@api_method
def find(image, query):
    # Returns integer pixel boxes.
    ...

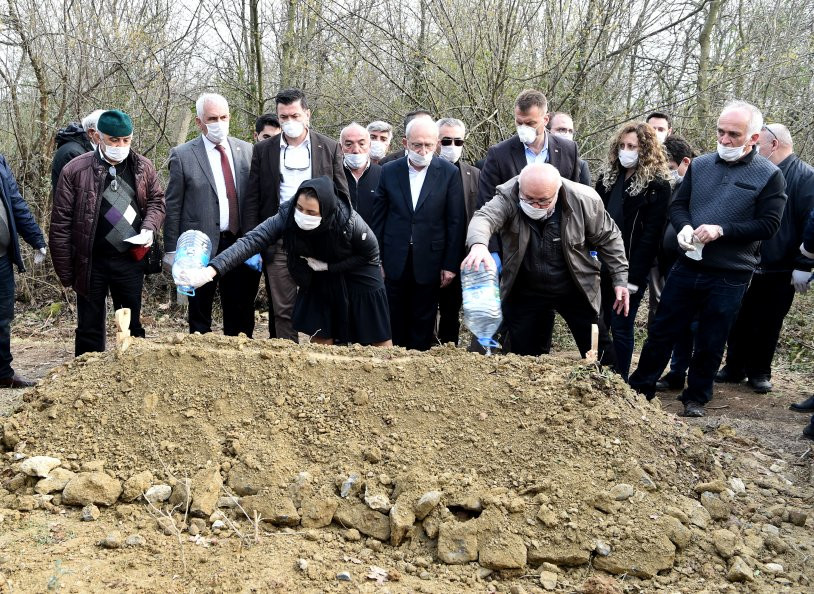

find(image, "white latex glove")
[162,251,175,274]
[302,257,328,271]
[142,229,154,248]
[34,247,47,265]
[177,266,216,288]
[791,269,811,294]
[677,225,696,251]
[627,283,639,295]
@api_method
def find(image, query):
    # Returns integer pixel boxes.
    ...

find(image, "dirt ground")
[0,301,812,594]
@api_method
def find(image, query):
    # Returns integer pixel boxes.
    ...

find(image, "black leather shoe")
[656,373,685,391]
[790,395,814,413]
[748,376,773,393]
[803,420,814,441]
[0,374,35,389]
[715,367,745,383]
[682,401,705,417]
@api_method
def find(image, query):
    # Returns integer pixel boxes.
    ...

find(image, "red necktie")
[215,144,239,234]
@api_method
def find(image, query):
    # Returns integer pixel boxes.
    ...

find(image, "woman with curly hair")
[595,122,672,380]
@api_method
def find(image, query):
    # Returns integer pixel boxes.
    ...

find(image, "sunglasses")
[283,144,311,171]
[762,125,778,142]
[440,137,464,147]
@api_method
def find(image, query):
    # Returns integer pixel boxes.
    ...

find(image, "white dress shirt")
[408,160,428,209]
[202,134,236,231]
[279,135,312,204]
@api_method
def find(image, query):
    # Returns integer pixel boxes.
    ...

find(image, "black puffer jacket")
[596,169,671,287]
[51,123,92,191]
[210,176,380,283]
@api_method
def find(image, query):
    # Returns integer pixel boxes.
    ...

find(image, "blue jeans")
[630,261,750,404]
[0,255,15,379]
[668,319,698,377]
[608,288,645,381]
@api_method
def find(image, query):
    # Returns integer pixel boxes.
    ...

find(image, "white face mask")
[618,149,639,168]
[439,145,463,163]
[519,199,554,220]
[717,142,747,162]
[671,169,683,184]
[100,141,130,163]
[205,121,229,144]
[552,131,574,141]
[294,209,321,231]
[517,125,538,145]
[343,152,368,170]
[282,120,306,139]
[655,131,668,143]
[408,150,432,168]
[369,140,387,160]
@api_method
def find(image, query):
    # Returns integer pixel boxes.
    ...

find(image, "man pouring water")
[462,163,628,357]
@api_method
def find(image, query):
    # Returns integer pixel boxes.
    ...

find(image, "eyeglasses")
[283,143,311,171]
[440,137,464,147]
[108,166,119,191]
[762,125,778,142]
[519,192,556,208]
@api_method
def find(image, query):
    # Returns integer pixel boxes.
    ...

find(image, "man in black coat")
[547,111,592,186]
[371,117,466,351]
[717,123,814,392]
[242,88,350,341]
[50,109,104,193]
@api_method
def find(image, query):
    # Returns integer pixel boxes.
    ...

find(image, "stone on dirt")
[81,504,100,521]
[121,470,154,502]
[19,456,61,478]
[436,520,478,564]
[727,555,753,582]
[34,468,75,495]
[333,501,390,541]
[479,533,527,570]
[62,472,122,507]
[189,467,222,517]
[239,494,300,526]
[300,496,339,529]
[414,491,441,520]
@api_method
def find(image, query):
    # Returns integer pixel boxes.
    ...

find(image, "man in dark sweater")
[717,123,814,393]
[340,122,381,225]
[629,100,787,417]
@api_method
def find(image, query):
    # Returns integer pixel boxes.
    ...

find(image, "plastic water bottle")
[461,263,503,355]
[172,230,212,297]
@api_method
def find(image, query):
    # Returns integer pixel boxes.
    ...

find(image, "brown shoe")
[0,374,36,389]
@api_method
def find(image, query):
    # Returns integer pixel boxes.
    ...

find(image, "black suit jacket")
[477,132,580,209]
[371,156,466,285]
[578,159,592,186]
[378,148,407,166]
[243,129,350,259]
[460,161,481,222]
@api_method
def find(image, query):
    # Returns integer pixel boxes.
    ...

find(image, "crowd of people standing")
[0,88,812,439]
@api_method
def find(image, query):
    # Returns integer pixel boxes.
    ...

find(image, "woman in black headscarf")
[178,176,391,346]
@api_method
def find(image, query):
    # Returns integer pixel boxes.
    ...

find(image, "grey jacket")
[163,136,253,255]
[467,176,628,315]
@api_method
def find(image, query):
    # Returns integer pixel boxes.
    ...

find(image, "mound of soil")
[1,334,812,592]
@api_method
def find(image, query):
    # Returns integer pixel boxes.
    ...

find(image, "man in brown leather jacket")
[463,163,629,356]
[50,110,165,356]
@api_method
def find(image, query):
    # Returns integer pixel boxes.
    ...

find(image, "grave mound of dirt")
[2,334,812,592]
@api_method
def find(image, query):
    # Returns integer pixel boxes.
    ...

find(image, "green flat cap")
[97,110,133,137]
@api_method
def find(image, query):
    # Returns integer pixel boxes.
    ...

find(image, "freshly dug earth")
[1,334,812,593]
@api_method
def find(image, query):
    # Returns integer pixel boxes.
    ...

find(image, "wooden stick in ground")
[585,324,599,363]
[115,308,133,351]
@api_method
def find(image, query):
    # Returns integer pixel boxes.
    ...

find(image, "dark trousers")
[725,271,795,379]
[666,320,697,378]
[600,272,645,381]
[436,273,462,345]
[76,253,146,356]
[629,261,750,404]
[0,255,16,379]
[386,250,439,351]
[503,287,595,356]
[262,267,277,339]
[188,232,261,337]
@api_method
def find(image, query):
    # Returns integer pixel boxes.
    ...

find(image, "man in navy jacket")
[371,117,466,351]
[0,154,47,388]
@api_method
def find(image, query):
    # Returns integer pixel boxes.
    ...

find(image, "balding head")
[518,163,562,214]
[405,117,437,141]
[340,122,369,144]
[758,123,793,164]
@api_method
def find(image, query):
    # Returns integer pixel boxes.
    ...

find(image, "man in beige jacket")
[462,163,629,356]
